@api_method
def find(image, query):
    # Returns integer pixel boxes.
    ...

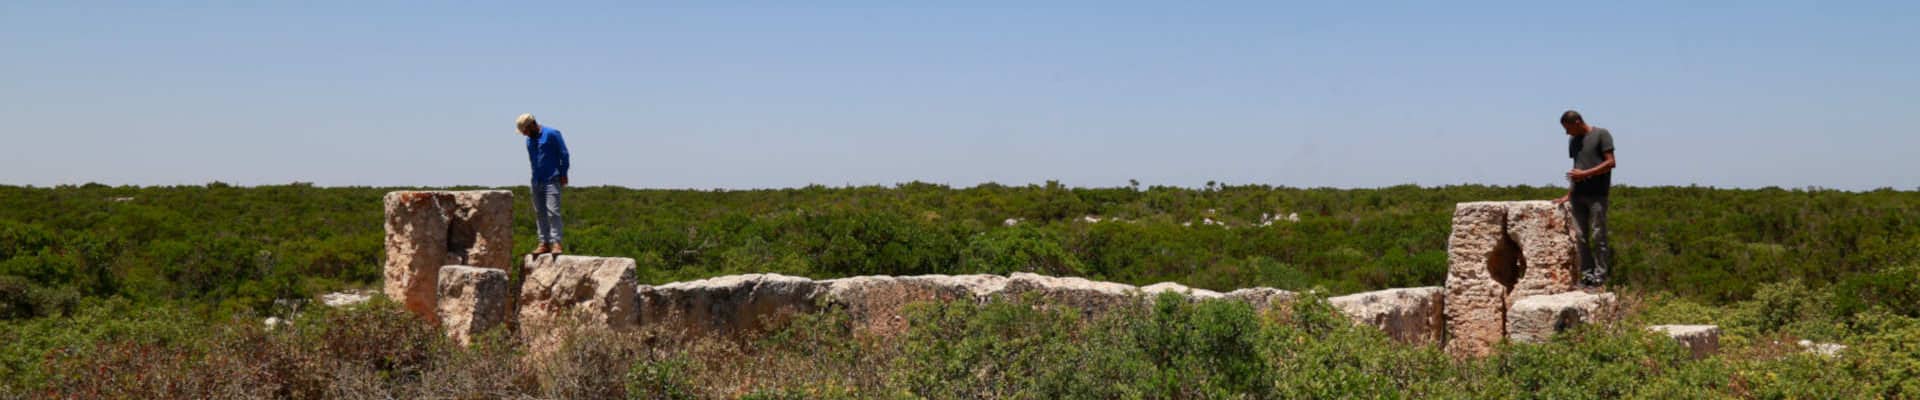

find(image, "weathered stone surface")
[1506,291,1617,343]
[1140,282,1225,301]
[519,255,640,332]
[1503,201,1580,303]
[383,191,454,322]
[446,191,514,270]
[1648,325,1721,359]
[637,273,821,337]
[437,265,512,346]
[383,190,514,322]
[1328,287,1446,344]
[1224,288,1298,313]
[1444,201,1580,357]
[815,274,1006,335]
[998,273,1140,315]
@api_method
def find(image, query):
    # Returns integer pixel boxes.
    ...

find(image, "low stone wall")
[1328,287,1446,344]
[378,193,1631,354]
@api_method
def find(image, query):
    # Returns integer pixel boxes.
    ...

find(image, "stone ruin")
[381,190,513,337]
[381,192,1699,356]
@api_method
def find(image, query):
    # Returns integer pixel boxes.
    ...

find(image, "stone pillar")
[383,190,513,322]
[383,191,454,322]
[1443,201,1580,357]
[437,265,513,346]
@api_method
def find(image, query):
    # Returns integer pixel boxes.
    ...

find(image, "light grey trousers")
[531,180,563,243]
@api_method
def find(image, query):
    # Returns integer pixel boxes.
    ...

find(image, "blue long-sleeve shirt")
[526,126,570,183]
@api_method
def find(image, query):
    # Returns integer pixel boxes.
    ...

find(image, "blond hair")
[515,113,538,129]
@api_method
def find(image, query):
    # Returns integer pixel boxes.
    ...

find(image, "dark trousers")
[1570,196,1612,286]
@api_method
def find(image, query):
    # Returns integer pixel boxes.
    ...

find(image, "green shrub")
[627,355,698,400]
[0,276,77,320]
[1831,264,1920,319]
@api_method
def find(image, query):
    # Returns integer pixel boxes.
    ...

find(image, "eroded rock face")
[1328,287,1446,344]
[998,272,1141,315]
[1444,201,1579,357]
[1503,202,1580,302]
[383,190,514,322]
[1506,291,1617,343]
[1224,288,1298,313]
[437,265,512,346]
[815,275,1007,335]
[520,255,640,332]
[446,191,514,270]
[1648,325,1721,359]
[383,191,454,322]
[637,273,821,337]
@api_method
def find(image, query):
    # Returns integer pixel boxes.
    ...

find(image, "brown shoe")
[549,243,564,255]
[532,243,552,255]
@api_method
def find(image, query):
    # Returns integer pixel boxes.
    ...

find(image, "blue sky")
[3,1,1915,190]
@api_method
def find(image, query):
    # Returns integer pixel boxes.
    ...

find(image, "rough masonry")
[383,190,513,323]
[1443,201,1582,357]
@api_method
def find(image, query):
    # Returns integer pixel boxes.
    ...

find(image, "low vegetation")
[1,183,1916,397]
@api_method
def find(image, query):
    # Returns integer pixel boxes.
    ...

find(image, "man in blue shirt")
[517,113,570,255]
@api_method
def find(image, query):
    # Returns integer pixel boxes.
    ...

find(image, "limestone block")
[1506,291,1617,343]
[437,265,512,346]
[1648,325,1721,359]
[1328,287,1447,344]
[520,255,640,331]
[636,273,821,337]
[383,191,454,321]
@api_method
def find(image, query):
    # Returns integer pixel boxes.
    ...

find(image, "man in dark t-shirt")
[1552,110,1616,290]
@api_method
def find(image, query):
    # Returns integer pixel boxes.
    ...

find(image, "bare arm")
[1557,151,1616,204]
[1585,152,1617,176]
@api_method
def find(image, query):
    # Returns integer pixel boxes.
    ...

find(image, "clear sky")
[3,1,1915,190]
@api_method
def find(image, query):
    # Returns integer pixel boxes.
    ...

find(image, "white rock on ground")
[636,273,821,337]
[319,290,373,307]
[1506,291,1617,344]
[437,265,512,346]
[519,255,641,332]
[1648,325,1721,359]
[1328,287,1447,344]
[1798,340,1847,357]
[1444,201,1580,357]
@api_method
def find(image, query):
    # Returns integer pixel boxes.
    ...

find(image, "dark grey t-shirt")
[1569,127,1615,197]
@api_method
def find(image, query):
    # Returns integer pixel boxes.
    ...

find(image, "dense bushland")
[1,183,1916,397]
[1,183,1914,319]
